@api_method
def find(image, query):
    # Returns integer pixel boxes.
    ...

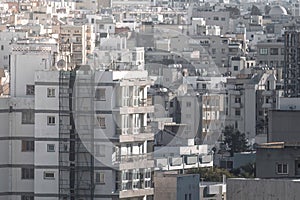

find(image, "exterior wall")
[154,173,200,200]
[268,110,300,142]
[227,178,300,200]
[256,146,300,178]
[256,40,284,68]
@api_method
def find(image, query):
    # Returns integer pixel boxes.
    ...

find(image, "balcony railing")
[116,126,153,135]
[115,154,153,163]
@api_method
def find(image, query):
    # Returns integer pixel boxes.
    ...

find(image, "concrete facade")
[227,178,300,200]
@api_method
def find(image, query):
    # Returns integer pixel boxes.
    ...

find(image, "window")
[233,66,239,71]
[95,144,105,157]
[47,116,55,125]
[21,195,34,200]
[259,48,268,55]
[270,48,279,55]
[21,168,34,179]
[221,17,226,21]
[213,16,219,20]
[235,97,241,103]
[95,88,106,101]
[44,171,55,179]
[95,172,105,184]
[186,102,191,107]
[97,116,106,129]
[47,88,55,97]
[22,110,34,124]
[235,109,241,116]
[212,48,216,54]
[26,85,35,95]
[47,144,55,152]
[22,140,34,152]
[276,163,288,174]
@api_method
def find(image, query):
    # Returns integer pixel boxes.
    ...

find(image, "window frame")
[22,110,35,124]
[95,88,106,101]
[26,85,35,95]
[47,116,56,126]
[21,168,34,179]
[21,140,34,152]
[95,172,105,184]
[47,144,55,152]
[259,48,268,55]
[276,163,288,175]
[96,116,106,129]
[43,171,55,180]
[47,88,55,98]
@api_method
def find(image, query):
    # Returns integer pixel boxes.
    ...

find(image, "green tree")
[223,125,249,156]
[188,167,236,182]
[250,5,262,16]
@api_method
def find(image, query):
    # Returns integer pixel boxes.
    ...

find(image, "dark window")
[235,109,241,116]
[44,171,55,179]
[95,88,106,101]
[277,163,288,174]
[47,144,55,152]
[21,168,34,179]
[47,116,55,125]
[21,140,34,152]
[270,48,279,55]
[22,110,34,124]
[234,66,239,71]
[26,85,35,95]
[21,195,34,200]
[235,97,241,103]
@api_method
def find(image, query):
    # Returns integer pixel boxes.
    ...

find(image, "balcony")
[232,102,242,108]
[120,188,154,199]
[262,90,274,96]
[119,127,154,143]
[119,105,154,114]
[154,154,213,171]
[262,103,272,109]
[118,154,155,170]
[231,90,241,95]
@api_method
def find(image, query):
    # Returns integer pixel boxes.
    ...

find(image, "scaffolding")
[59,67,95,200]
[284,30,300,97]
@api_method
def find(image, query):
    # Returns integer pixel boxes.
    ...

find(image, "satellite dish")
[57,59,66,69]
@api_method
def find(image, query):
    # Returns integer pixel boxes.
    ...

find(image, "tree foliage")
[222,125,249,156]
[188,167,236,182]
[250,5,262,16]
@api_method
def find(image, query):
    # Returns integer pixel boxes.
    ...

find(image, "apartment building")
[0,38,155,199]
[52,24,95,65]
[225,69,280,142]
[256,38,284,68]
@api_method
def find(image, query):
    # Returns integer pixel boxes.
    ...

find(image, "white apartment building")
[226,70,280,143]
[0,31,27,70]
[0,39,155,199]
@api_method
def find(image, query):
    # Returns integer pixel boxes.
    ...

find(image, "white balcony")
[231,90,241,95]
[232,102,242,108]
[119,188,154,199]
[262,90,274,96]
[119,154,155,170]
[120,133,154,143]
[262,103,272,109]
[119,105,154,114]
